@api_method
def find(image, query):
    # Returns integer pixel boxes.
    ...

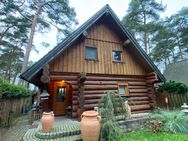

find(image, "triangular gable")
[20,4,166,83]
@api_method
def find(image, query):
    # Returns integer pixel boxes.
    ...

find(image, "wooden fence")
[0,97,31,127]
[156,91,188,109]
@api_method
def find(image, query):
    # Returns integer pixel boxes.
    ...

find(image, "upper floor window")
[112,51,122,62]
[85,47,98,60]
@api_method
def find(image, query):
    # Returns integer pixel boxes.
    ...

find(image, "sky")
[30,0,188,62]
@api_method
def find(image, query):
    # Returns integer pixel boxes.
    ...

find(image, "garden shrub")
[149,110,188,133]
[158,80,188,94]
[0,79,33,127]
[98,91,127,141]
[0,79,32,98]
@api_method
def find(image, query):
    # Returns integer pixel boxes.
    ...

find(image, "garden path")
[3,114,30,141]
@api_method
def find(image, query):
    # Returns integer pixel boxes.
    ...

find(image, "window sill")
[119,94,130,97]
[85,58,99,62]
[113,60,124,64]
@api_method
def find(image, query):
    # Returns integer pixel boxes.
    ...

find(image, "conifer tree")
[122,0,165,54]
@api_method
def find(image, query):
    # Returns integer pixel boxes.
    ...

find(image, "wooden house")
[20,5,165,118]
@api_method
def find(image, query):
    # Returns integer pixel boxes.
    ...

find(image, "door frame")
[48,80,72,116]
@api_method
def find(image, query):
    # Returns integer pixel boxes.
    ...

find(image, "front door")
[53,81,68,115]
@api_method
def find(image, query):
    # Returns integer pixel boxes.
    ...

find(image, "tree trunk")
[12,73,17,84]
[19,5,41,84]
[143,11,148,54]
[170,49,176,63]
[176,35,184,60]
[164,57,167,69]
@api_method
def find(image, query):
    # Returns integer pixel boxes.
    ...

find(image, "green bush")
[98,91,127,141]
[158,81,188,94]
[149,110,188,133]
[0,79,32,98]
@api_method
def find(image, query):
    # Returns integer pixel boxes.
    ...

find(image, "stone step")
[23,121,82,141]
[23,129,82,141]
[119,117,148,132]
[116,112,149,121]
[35,123,81,139]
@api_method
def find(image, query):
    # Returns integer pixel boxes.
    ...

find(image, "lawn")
[118,130,188,141]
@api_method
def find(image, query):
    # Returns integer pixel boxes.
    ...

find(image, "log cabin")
[20,5,165,118]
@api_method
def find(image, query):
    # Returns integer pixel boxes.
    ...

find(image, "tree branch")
[16,0,25,7]
[39,18,61,31]
[17,10,33,22]
[0,24,15,42]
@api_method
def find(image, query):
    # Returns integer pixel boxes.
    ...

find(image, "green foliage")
[1,0,78,81]
[0,79,32,98]
[149,110,188,133]
[151,7,188,66]
[117,130,188,141]
[122,0,165,53]
[158,81,188,94]
[0,1,31,82]
[98,91,127,141]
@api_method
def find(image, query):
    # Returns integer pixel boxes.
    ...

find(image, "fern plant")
[149,110,188,133]
[98,91,127,141]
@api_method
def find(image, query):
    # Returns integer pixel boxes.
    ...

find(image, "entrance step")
[23,121,82,141]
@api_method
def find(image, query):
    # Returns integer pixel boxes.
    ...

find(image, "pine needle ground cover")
[118,130,188,141]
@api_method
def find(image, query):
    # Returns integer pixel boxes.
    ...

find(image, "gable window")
[112,51,122,62]
[85,47,98,60]
[118,83,129,96]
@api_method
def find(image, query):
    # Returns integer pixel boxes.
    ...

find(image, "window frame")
[85,46,98,61]
[112,50,122,62]
[118,83,129,96]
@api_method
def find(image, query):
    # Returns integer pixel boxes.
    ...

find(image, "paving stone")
[3,115,31,141]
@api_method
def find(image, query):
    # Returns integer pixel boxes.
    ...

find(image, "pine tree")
[151,7,188,69]
[168,7,188,60]
[18,0,77,82]
[122,0,165,54]
[0,2,31,82]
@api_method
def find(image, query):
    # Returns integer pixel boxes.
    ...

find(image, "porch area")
[22,112,149,141]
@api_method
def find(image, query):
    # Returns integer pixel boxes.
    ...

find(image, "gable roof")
[20,4,166,83]
[164,60,188,85]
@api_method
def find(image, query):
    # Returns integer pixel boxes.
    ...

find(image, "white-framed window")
[112,51,122,62]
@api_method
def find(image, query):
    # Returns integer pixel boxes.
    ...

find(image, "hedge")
[158,80,188,94]
[0,79,32,98]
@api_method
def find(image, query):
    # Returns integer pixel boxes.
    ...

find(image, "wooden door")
[53,81,68,115]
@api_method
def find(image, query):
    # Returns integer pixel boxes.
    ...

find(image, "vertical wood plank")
[49,22,147,75]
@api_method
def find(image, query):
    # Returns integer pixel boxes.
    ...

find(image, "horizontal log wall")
[50,73,156,118]
[49,22,147,75]
[83,74,153,114]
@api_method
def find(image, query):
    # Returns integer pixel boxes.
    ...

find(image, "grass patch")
[117,130,188,141]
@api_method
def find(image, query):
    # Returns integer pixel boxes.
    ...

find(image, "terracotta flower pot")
[81,111,101,141]
[41,111,54,133]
